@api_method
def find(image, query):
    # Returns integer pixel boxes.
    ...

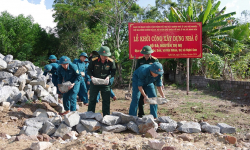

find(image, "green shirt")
[87,56,116,79]
[135,56,159,70]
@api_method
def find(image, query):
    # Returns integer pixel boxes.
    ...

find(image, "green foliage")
[231,52,250,79]
[192,53,224,79]
[0,11,60,63]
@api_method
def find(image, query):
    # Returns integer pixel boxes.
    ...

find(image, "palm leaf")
[203,0,212,24]
[232,23,249,41]
[210,12,236,23]
[220,26,237,32]
[187,0,193,19]
[210,1,221,16]
[202,21,227,32]
[171,7,183,22]
[216,6,226,17]
[202,44,212,49]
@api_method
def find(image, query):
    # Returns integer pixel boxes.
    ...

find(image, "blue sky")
[0,0,249,29]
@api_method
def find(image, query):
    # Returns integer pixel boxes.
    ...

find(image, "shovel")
[125,55,136,100]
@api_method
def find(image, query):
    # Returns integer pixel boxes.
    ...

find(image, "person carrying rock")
[49,55,59,64]
[87,46,116,116]
[57,56,81,115]
[88,50,116,103]
[73,52,90,106]
[129,62,165,118]
[43,63,60,94]
[135,45,159,118]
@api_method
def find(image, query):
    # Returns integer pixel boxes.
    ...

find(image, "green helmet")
[141,45,154,54]
[98,46,111,56]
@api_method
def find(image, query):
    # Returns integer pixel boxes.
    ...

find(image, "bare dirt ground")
[0,84,250,150]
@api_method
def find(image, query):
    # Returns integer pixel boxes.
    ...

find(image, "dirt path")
[0,85,249,149]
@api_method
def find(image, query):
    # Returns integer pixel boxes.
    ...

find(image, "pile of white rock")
[0,53,64,113]
[19,109,236,140]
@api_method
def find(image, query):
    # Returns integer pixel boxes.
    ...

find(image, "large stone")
[127,121,139,134]
[54,103,65,113]
[9,86,22,102]
[30,142,52,150]
[81,119,101,132]
[33,109,48,118]
[145,128,158,138]
[36,68,44,77]
[102,124,127,133]
[202,125,220,133]
[25,119,44,129]
[177,122,201,133]
[41,121,56,136]
[138,117,155,134]
[76,123,89,133]
[216,123,236,134]
[36,85,49,97]
[30,80,46,88]
[157,116,176,123]
[14,66,28,77]
[7,60,22,69]
[19,80,26,91]
[20,126,40,136]
[0,86,21,103]
[3,55,13,63]
[24,84,32,92]
[28,71,38,79]
[2,76,19,86]
[0,53,5,59]
[64,111,80,127]
[50,115,62,126]
[51,87,57,95]
[19,73,28,82]
[79,111,103,122]
[146,97,169,105]
[160,122,177,132]
[0,59,7,70]
[112,112,138,124]
[47,112,57,117]
[0,71,13,80]
[41,95,58,106]
[26,117,52,124]
[53,123,72,137]
[26,91,35,100]
[148,140,165,150]
[102,115,121,126]
[20,95,29,103]
[58,81,72,93]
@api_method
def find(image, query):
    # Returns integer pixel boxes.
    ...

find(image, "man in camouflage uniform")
[135,45,159,118]
[87,46,116,116]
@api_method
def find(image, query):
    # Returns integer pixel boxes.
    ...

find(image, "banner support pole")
[187,58,189,95]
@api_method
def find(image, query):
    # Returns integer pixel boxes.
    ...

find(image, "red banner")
[129,22,202,59]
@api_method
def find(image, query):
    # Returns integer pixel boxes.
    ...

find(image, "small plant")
[25,99,33,105]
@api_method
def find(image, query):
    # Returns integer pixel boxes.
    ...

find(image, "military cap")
[98,46,111,56]
[44,64,52,72]
[79,52,88,58]
[59,56,71,64]
[141,45,154,54]
[49,55,57,60]
[149,62,164,75]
